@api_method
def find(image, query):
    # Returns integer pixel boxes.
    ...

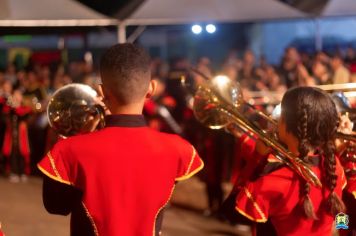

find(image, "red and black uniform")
[2,103,32,175]
[231,132,257,184]
[38,114,203,236]
[222,134,347,236]
[235,155,346,236]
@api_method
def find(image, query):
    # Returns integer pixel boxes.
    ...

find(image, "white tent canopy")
[322,0,356,17]
[124,0,307,26]
[0,0,118,27]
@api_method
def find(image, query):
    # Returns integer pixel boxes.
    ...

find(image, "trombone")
[191,74,322,188]
[244,84,356,143]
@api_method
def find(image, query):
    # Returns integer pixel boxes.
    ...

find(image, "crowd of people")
[0,43,354,235]
[0,60,98,182]
[0,45,355,206]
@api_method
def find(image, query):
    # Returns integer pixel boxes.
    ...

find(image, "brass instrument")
[336,132,356,143]
[325,92,356,142]
[192,75,322,188]
[317,83,356,92]
[47,83,105,137]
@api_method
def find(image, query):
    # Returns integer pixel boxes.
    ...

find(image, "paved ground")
[0,176,251,236]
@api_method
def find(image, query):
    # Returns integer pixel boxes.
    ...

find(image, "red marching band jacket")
[1,99,32,174]
[37,115,204,236]
[339,147,356,199]
[233,134,347,236]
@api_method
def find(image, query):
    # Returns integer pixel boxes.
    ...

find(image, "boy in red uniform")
[230,87,347,235]
[38,43,203,236]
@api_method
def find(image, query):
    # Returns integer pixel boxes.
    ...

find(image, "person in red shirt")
[228,87,347,236]
[2,90,32,182]
[37,43,204,236]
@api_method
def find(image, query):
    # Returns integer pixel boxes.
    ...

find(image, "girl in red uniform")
[232,87,347,236]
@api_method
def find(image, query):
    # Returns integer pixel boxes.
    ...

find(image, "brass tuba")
[192,75,322,188]
[47,83,105,137]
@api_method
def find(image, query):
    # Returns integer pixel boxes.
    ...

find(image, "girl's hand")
[338,114,354,134]
[255,138,272,156]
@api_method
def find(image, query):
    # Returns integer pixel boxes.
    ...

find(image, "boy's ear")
[101,85,108,99]
[146,80,157,99]
[101,85,112,103]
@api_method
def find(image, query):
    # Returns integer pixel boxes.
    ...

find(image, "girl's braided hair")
[281,87,345,219]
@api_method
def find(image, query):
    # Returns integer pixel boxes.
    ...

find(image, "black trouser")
[10,149,25,175]
[206,130,235,212]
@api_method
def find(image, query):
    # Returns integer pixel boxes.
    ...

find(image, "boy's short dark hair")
[100,43,151,105]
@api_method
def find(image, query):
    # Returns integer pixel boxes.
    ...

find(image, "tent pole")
[315,18,322,51]
[127,25,146,43]
[117,22,127,43]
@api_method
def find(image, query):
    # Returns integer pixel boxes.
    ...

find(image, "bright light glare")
[206,24,216,33]
[271,104,281,120]
[191,24,202,34]
[213,75,230,87]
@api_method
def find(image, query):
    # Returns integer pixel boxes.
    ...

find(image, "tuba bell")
[192,75,322,188]
[47,83,105,137]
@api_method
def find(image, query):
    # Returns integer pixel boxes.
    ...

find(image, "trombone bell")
[193,75,243,129]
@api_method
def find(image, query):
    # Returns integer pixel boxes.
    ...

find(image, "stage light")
[206,24,216,33]
[191,24,202,34]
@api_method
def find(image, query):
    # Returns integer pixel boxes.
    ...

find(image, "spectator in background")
[312,60,332,85]
[194,57,213,85]
[296,63,316,86]
[258,55,268,69]
[4,64,17,86]
[345,47,356,65]
[299,52,313,72]
[222,50,242,82]
[15,70,26,91]
[239,50,256,89]
[266,66,287,92]
[315,51,330,64]
[23,70,48,174]
[165,57,191,124]
[2,89,32,182]
[1,81,13,99]
[331,54,350,84]
[222,64,238,82]
[279,47,300,88]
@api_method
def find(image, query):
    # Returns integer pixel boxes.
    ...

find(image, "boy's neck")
[109,103,144,115]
